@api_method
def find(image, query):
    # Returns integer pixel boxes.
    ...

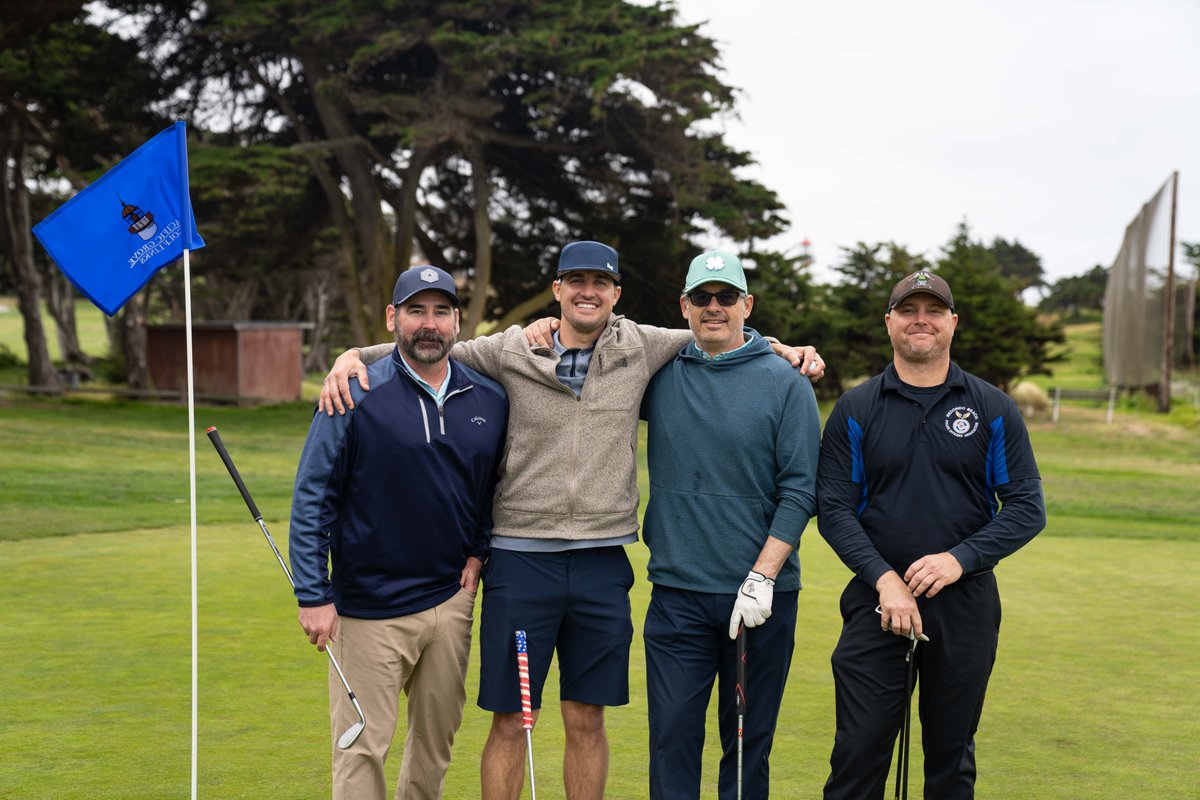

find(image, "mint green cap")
[682,250,747,293]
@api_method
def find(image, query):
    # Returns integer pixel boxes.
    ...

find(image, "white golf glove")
[729,570,775,639]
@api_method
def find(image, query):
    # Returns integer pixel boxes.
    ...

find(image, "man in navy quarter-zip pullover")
[290,265,507,800]
[817,270,1046,799]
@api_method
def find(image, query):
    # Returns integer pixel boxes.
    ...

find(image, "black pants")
[824,573,1001,800]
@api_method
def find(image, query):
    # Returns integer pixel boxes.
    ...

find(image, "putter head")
[337,720,365,749]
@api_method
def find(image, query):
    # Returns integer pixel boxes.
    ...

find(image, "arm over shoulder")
[358,342,392,365]
[635,323,692,372]
[451,329,510,374]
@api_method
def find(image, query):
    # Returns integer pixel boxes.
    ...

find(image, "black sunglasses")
[686,289,744,307]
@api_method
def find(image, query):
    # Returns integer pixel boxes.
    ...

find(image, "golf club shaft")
[526,730,537,800]
[904,640,916,800]
[207,427,366,734]
[736,624,746,800]
[895,636,918,800]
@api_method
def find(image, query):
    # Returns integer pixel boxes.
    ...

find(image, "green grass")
[1029,410,1200,540]
[0,398,311,541]
[1029,321,1106,391]
[0,296,111,365]
[2,395,1198,797]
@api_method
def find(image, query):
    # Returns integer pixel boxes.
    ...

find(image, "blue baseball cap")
[393,265,460,307]
[557,240,620,281]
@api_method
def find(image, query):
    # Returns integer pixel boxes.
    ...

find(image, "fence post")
[1052,387,1061,424]
[1106,387,1116,424]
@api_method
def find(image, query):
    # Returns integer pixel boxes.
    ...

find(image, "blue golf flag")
[32,121,205,316]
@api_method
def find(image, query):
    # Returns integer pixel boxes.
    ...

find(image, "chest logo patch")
[471,416,487,426]
[945,406,980,438]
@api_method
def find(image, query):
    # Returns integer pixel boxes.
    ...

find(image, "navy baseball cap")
[393,265,460,307]
[557,240,620,281]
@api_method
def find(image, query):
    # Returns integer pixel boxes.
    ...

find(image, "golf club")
[735,623,747,800]
[894,627,927,800]
[514,630,537,800]
[207,426,366,749]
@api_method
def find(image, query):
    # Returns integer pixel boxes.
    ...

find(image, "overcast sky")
[670,0,1200,286]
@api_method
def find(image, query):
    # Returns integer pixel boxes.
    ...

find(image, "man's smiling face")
[553,270,622,340]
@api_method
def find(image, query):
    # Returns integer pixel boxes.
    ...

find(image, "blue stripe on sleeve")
[986,415,1009,517]
[848,417,869,517]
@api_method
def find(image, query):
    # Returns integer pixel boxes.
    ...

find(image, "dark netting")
[1103,175,1175,388]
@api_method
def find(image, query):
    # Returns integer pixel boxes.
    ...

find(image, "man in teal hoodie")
[640,251,821,799]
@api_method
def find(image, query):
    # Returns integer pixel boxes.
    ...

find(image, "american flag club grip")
[514,630,534,731]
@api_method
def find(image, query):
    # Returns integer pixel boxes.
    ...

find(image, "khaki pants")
[329,588,476,800]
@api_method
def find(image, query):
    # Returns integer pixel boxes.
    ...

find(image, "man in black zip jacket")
[817,270,1045,799]
[289,265,508,800]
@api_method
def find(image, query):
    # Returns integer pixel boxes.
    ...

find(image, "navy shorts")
[477,546,635,712]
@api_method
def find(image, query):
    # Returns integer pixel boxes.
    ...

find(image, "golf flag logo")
[121,197,157,239]
[32,121,205,316]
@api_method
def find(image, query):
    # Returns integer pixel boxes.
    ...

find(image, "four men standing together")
[296,245,1043,798]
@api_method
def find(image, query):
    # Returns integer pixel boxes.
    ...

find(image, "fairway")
[2,395,1198,798]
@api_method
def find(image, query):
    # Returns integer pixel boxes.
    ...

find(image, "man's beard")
[894,335,947,364]
[399,329,454,365]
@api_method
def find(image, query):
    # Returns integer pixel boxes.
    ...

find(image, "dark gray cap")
[888,270,954,311]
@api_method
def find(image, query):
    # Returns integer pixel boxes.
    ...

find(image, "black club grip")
[206,426,262,521]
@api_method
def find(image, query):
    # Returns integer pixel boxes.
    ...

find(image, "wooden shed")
[147,321,313,403]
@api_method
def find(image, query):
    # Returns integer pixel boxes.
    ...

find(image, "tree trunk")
[490,285,556,333]
[0,131,59,389]
[461,144,494,340]
[43,267,89,365]
[235,53,370,345]
[300,52,394,342]
[301,270,333,373]
[118,288,150,390]
[391,146,430,275]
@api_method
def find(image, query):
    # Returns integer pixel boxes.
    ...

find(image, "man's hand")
[729,570,775,639]
[523,317,559,348]
[461,556,484,593]
[766,341,826,382]
[798,346,826,381]
[876,571,922,639]
[904,552,964,598]
[298,604,339,652]
[318,349,369,416]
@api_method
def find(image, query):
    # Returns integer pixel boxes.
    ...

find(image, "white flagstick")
[184,246,197,800]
